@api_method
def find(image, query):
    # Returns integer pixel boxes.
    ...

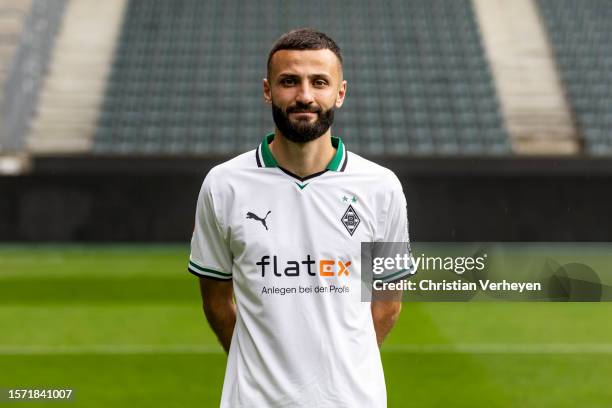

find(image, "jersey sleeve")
[373,173,415,283]
[188,172,233,280]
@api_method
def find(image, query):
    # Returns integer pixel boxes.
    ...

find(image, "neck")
[269,129,336,178]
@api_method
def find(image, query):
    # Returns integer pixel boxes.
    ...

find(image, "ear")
[335,79,347,108]
[263,78,272,104]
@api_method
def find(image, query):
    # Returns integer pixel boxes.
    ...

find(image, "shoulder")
[199,149,257,195]
[202,149,257,181]
[345,151,402,191]
[206,150,257,178]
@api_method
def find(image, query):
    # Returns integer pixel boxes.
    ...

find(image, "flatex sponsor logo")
[257,255,352,278]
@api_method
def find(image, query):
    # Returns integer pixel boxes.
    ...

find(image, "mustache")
[286,104,322,114]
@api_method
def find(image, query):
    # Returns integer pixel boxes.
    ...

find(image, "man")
[188,28,413,407]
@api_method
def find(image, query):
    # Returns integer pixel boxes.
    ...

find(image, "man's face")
[263,49,347,143]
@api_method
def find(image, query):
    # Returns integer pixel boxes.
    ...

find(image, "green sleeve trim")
[188,260,231,278]
[374,268,414,282]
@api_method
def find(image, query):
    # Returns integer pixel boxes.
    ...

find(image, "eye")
[314,79,328,87]
[281,78,296,86]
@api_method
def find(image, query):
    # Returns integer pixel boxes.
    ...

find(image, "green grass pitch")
[1,245,612,407]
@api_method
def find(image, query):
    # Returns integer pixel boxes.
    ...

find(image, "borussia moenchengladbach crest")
[341,205,360,236]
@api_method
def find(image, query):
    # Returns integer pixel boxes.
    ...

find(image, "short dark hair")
[267,28,343,77]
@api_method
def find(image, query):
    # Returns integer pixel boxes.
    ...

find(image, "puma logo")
[246,210,271,230]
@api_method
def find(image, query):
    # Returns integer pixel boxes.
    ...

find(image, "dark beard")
[271,101,335,143]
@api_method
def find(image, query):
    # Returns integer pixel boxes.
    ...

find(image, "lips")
[287,106,321,115]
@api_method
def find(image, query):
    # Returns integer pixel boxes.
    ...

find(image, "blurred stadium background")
[1,0,612,406]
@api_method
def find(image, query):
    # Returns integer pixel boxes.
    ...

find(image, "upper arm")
[372,173,415,284]
[371,299,402,318]
[188,171,233,280]
[371,284,403,312]
[198,277,234,311]
[371,286,403,329]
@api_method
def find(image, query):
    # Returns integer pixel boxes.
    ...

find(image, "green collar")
[258,132,346,172]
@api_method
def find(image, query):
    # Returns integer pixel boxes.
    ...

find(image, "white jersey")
[189,133,413,407]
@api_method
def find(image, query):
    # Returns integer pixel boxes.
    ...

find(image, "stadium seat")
[94,0,510,156]
[537,0,612,154]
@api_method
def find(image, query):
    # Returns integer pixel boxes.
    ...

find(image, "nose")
[295,82,315,105]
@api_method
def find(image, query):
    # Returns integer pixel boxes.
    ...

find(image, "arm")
[372,173,410,347]
[371,290,403,347]
[199,277,236,353]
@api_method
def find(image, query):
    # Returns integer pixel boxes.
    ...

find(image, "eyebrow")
[277,73,332,81]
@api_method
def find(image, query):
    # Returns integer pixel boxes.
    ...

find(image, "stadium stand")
[0,0,32,151]
[0,0,30,88]
[94,0,511,156]
[3,0,612,242]
[27,0,127,153]
[0,0,65,153]
[537,0,612,155]
[473,0,579,155]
